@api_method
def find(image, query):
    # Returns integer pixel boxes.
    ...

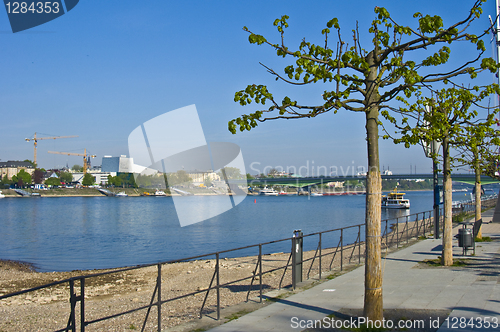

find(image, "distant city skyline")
[1,0,496,175]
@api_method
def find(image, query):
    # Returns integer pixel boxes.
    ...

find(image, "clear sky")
[1,0,497,175]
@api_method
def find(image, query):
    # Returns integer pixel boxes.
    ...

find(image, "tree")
[111,176,122,187]
[82,173,95,186]
[72,164,83,172]
[454,119,500,239]
[203,177,213,187]
[33,169,44,184]
[23,159,36,168]
[219,167,243,180]
[167,170,192,186]
[386,86,499,265]
[12,169,32,188]
[45,177,61,186]
[0,174,13,188]
[59,171,74,184]
[228,1,497,319]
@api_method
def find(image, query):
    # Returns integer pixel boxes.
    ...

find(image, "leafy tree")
[111,176,122,187]
[167,170,192,186]
[0,174,13,188]
[203,177,213,187]
[23,159,36,168]
[246,173,255,179]
[12,169,32,188]
[107,175,114,187]
[72,164,83,172]
[118,173,137,188]
[59,171,74,184]
[82,173,95,186]
[219,167,243,180]
[228,1,497,319]
[45,177,61,186]
[454,118,500,239]
[387,86,499,265]
[33,169,44,184]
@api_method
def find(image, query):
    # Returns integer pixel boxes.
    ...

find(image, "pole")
[433,157,440,239]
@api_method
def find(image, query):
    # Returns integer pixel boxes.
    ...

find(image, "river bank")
[0,215,436,331]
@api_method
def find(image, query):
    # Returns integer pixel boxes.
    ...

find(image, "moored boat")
[115,192,128,197]
[382,188,410,209]
[0,190,4,198]
[259,187,279,196]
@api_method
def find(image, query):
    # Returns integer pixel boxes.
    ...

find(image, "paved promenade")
[207,208,500,331]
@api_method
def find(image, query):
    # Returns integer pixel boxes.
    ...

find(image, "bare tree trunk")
[442,136,453,266]
[475,161,482,239]
[363,106,383,320]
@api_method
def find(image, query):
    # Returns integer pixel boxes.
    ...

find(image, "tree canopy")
[12,169,32,187]
[82,173,95,186]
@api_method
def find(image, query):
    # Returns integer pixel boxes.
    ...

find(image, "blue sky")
[1,0,498,175]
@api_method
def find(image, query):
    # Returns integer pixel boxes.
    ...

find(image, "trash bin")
[458,228,473,248]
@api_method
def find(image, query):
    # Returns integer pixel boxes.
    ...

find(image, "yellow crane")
[25,132,78,166]
[48,149,96,174]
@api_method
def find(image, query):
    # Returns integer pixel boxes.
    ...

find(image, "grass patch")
[225,310,251,322]
[327,272,342,280]
[452,212,471,223]
[475,236,492,242]
[128,324,137,330]
[422,258,469,267]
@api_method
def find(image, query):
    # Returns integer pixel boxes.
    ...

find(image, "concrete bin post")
[292,230,303,289]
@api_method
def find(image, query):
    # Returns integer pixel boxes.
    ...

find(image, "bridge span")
[241,173,498,187]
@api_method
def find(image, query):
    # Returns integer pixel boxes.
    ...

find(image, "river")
[0,190,489,272]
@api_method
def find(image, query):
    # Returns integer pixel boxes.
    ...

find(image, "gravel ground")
[0,220,433,331]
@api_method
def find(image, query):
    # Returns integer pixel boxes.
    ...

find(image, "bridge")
[241,173,499,188]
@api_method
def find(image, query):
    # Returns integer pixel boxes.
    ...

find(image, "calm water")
[0,190,483,272]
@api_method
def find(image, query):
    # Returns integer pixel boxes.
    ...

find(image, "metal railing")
[1,197,495,331]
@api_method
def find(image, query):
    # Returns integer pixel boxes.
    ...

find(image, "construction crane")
[48,149,96,174]
[25,132,78,166]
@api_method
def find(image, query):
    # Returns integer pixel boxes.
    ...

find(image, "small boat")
[279,191,297,196]
[259,187,279,196]
[310,192,323,197]
[0,190,5,198]
[154,189,166,196]
[115,192,128,197]
[382,188,410,209]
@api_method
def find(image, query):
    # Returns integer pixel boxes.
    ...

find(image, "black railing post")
[396,218,399,248]
[319,233,322,279]
[69,279,76,332]
[157,264,161,331]
[358,225,361,264]
[416,213,419,238]
[259,244,262,303]
[216,253,220,320]
[80,278,85,332]
[406,215,409,244]
[385,220,388,248]
[340,228,343,271]
[291,236,296,289]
